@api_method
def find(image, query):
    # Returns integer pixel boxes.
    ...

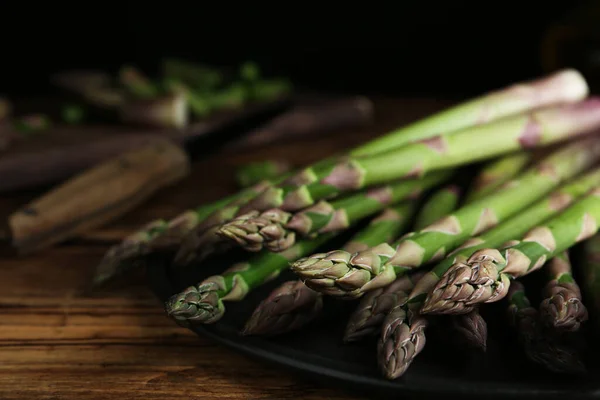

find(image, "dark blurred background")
[0,1,598,97]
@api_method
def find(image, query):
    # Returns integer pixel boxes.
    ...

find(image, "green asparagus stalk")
[344,185,457,341]
[464,152,531,202]
[352,69,588,157]
[268,99,600,213]
[243,204,415,336]
[506,280,585,374]
[580,234,600,331]
[376,166,600,378]
[422,187,600,315]
[291,137,600,298]
[235,160,293,188]
[93,181,274,286]
[165,233,338,325]
[413,184,462,229]
[215,171,452,254]
[539,252,588,332]
[118,65,160,98]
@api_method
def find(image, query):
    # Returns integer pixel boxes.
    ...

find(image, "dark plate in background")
[146,244,600,400]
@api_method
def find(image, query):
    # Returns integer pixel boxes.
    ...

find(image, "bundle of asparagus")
[101,67,600,379]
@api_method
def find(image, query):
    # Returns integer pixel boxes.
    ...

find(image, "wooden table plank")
[0,97,454,399]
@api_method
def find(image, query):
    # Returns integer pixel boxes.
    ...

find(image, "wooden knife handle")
[8,139,190,254]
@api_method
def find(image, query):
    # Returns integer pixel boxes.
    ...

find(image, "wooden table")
[0,98,453,400]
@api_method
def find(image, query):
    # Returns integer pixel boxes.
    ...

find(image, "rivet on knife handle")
[8,139,190,254]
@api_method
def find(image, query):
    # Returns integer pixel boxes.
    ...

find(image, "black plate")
[146,247,600,400]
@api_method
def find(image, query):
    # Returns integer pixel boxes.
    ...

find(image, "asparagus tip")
[451,310,488,352]
[217,209,295,253]
[538,286,589,332]
[242,280,323,337]
[165,280,225,325]
[378,311,427,380]
[421,260,510,315]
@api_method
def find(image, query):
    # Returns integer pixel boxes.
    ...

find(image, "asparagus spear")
[335,204,418,253]
[215,171,452,254]
[118,65,160,98]
[165,233,338,325]
[506,280,585,374]
[344,185,457,341]
[352,69,588,157]
[464,152,531,202]
[93,181,274,286]
[376,167,600,378]
[413,184,461,229]
[580,234,600,331]
[292,137,600,298]
[243,204,415,336]
[235,160,292,188]
[422,187,600,315]
[539,252,588,332]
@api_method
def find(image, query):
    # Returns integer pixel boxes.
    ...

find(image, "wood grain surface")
[0,98,453,400]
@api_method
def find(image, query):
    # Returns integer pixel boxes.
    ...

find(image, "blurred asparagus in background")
[539,252,588,332]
